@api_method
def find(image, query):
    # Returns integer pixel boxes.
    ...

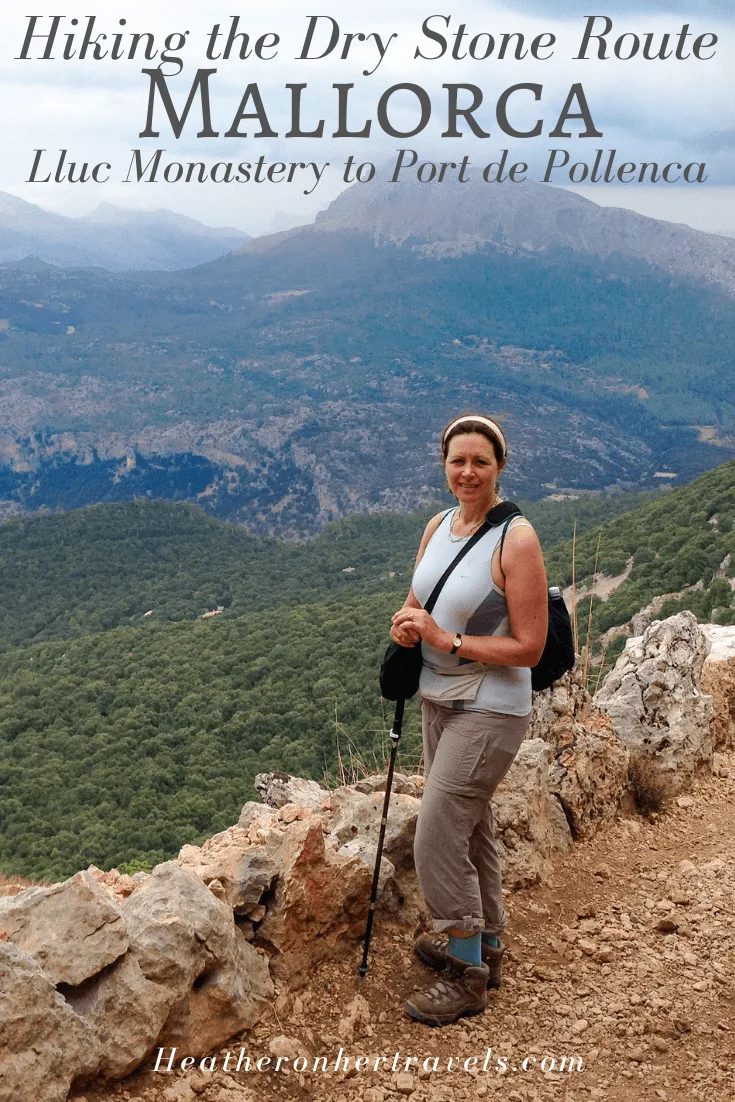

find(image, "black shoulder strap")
[487,500,522,526]
[423,517,492,615]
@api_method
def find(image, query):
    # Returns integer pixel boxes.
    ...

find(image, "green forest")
[545,459,735,646]
[0,595,408,882]
[0,466,731,882]
[0,490,657,650]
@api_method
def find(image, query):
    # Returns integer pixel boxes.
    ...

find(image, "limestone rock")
[162,1081,197,1102]
[596,612,715,787]
[0,941,101,1102]
[530,665,629,838]
[126,863,273,1055]
[65,862,273,1078]
[627,592,685,639]
[254,771,329,809]
[333,837,395,893]
[255,818,393,985]
[87,865,147,904]
[528,663,590,740]
[548,718,630,840]
[0,868,127,986]
[492,738,573,888]
[61,950,173,1079]
[178,830,279,914]
[352,772,425,798]
[238,802,280,831]
[179,802,421,986]
[207,879,228,903]
[702,624,735,751]
[268,1034,308,1061]
[158,928,272,1060]
[323,789,420,869]
[337,993,371,1041]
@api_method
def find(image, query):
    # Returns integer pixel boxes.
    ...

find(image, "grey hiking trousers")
[414,695,531,936]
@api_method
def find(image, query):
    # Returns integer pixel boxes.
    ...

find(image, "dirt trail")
[73,751,735,1102]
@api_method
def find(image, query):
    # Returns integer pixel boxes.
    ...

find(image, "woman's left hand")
[391,608,446,650]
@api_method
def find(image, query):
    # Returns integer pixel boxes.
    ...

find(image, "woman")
[390,414,548,1027]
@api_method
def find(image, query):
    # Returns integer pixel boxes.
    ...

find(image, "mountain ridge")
[237,178,735,297]
[0,179,733,532]
[0,191,251,271]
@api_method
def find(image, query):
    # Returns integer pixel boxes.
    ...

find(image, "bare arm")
[391,522,548,667]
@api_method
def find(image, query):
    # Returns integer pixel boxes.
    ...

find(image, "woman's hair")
[441,414,507,465]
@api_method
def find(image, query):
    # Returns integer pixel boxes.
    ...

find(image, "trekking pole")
[358,696,404,978]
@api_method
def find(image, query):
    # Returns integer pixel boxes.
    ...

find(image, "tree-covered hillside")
[545,459,735,639]
[3,236,735,429]
[0,491,657,650]
[3,464,732,882]
[0,593,410,881]
[0,225,733,533]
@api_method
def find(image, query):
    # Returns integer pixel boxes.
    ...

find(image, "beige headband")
[442,416,507,458]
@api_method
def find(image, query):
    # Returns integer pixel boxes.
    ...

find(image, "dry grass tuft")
[321,701,423,790]
[628,753,671,816]
[0,871,43,897]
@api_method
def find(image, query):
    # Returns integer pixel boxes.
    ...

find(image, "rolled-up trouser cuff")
[481,912,508,938]
[432,916,485,934]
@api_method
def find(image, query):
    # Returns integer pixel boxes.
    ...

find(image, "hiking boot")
[404,953,489,1026]
[414,933,505,988]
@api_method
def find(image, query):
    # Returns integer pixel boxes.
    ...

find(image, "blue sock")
[448,932,482,967]
[482,933,501,949]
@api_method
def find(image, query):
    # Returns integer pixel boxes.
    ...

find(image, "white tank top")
[411,508,532,716]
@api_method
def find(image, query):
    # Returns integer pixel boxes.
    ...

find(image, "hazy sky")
[1,0,733,236]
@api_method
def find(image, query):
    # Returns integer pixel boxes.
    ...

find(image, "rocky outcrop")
[0,942,101,1102]
[702,624,735,751]
[597,612,714,789]
[179,827,281,915]
[253,771,330,810]
[352,771,425,799]
[323,786,420,870]
[254,817,393,986]
[5,611,735,1099]
[179,789,422,987]
[116,863,272,1062]
[0,863,273,1091]
[0,869,127,986]
[529,665,631,839]
[492,739,574,888]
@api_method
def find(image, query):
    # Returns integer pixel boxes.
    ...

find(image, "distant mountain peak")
[80,203,249,239]
[2,254,57,270]
[239,177,735,297]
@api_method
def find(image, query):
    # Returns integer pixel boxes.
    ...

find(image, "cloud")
[0,0,732,231]
[502,1,733,16]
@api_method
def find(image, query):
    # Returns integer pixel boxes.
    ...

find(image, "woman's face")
[444,432,504,507]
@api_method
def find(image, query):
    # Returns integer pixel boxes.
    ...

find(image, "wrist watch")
[450,633,462,655]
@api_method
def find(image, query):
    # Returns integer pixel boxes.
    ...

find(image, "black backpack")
[497,509,576,692]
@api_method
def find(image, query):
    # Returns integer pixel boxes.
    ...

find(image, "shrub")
[117,858,154,876]
[628,754,671,816]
